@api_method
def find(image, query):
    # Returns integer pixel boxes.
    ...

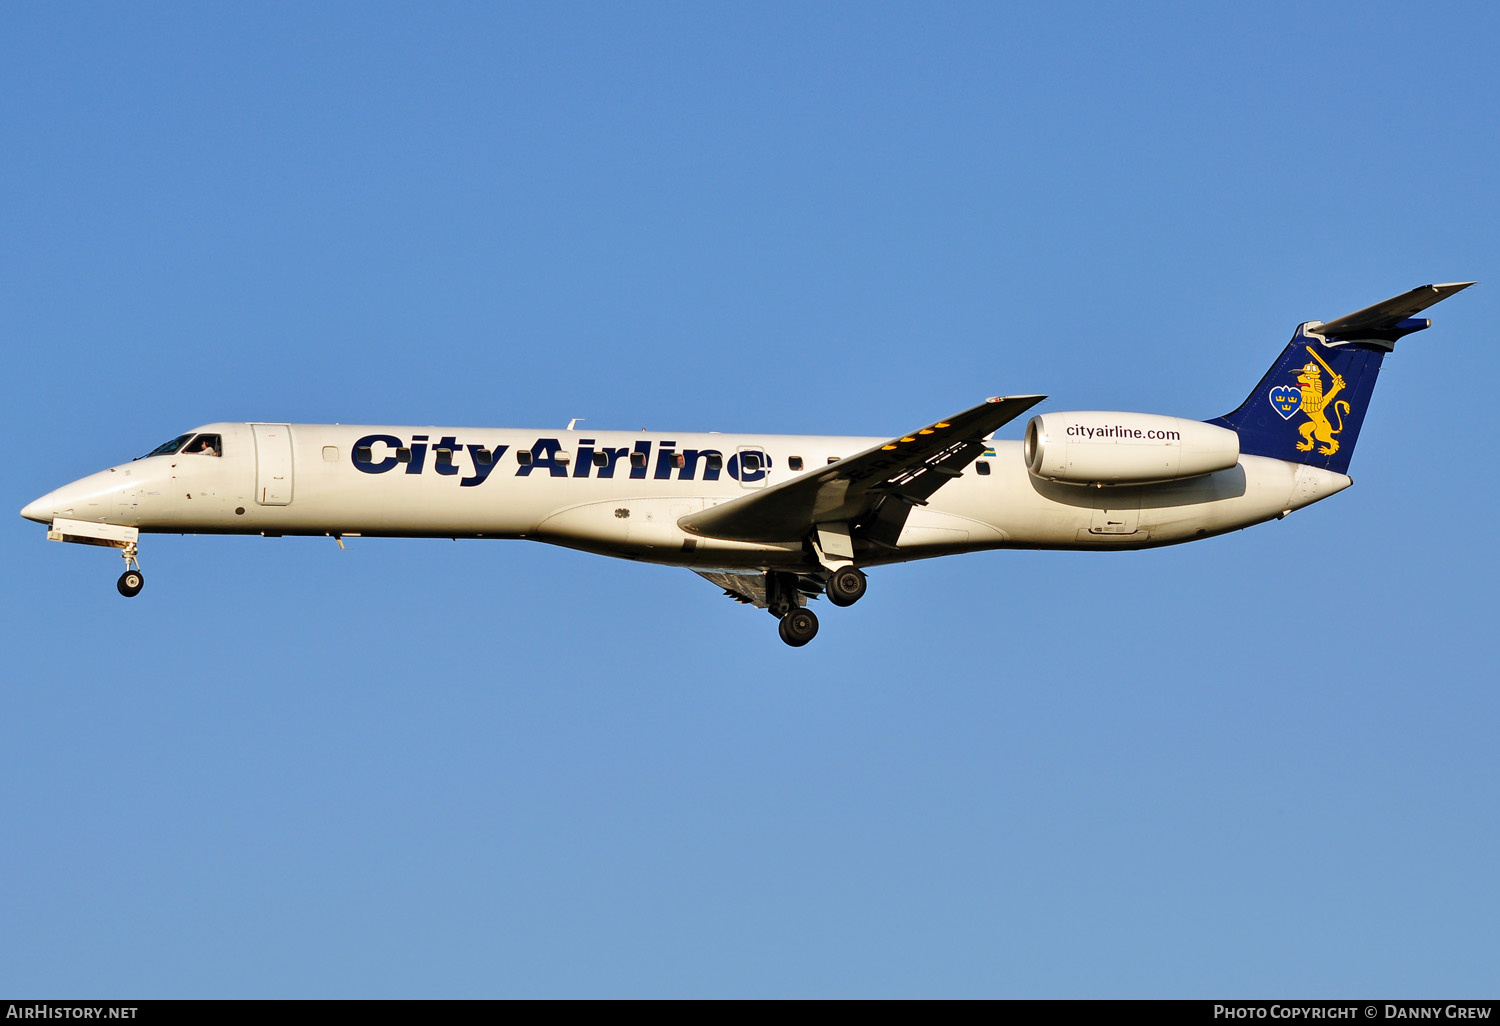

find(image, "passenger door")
[252,423,294,505]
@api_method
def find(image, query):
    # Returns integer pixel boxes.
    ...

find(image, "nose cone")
[21,469,123,524]
[21,491,59,524]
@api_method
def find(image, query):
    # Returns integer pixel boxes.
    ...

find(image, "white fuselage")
[22,421,1352,571]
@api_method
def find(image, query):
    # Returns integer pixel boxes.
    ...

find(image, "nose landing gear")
[40,518,146,598]
[116,542,144,598]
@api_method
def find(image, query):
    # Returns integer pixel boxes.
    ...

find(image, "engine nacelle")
[1024,411,1240,486]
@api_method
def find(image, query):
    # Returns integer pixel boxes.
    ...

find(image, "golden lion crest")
[1294,345,1352,456]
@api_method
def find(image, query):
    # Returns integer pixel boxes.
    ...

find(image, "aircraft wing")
[678,394,1045,546]
[1315,281,1475,342]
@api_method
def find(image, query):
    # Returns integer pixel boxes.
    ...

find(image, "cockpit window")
[182,433,222,457]
[139,433,194,459]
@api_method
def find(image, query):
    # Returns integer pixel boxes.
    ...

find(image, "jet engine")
[1024,411,1239,486]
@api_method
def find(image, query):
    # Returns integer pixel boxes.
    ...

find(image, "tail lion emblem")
[1291,345,1352,456]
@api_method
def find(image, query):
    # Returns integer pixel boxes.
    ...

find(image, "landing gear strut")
[116,542,143,598]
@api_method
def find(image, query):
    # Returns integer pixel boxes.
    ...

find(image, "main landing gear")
[766,570,819,647]
[116,542,144,598]
[825,566,867,607]
[778,608,819,647]
[765,567,869,647]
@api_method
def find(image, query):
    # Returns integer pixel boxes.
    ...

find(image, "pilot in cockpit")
[185,435,220,457]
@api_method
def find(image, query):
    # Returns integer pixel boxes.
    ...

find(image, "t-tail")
[1210,282,1473,475]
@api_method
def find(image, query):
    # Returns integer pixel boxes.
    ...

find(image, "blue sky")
[2,2,1496,998]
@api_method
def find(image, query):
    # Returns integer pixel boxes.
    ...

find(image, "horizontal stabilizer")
[1314,281,1474,343]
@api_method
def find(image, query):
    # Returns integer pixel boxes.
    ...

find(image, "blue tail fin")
[1210,282,1473,475]
[1210,327,1388,475]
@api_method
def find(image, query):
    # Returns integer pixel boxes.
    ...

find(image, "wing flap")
[691,569,824,608]
[693,569,768,606]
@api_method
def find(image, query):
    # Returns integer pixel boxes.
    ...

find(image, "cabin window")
[435,448,454,468]
[396,447,412,463]
[475,448,492,465]
[827,456,839,465]
[592,451,608,468]
[354,445,372,462]
[976,461,991,476]
[629,451,647,469]
[789,456,803,471]
[741,453,761,473]
[706,453,723,471]
[322,446,339,463]
[672,453,685,469]
[554,451,570,465]
[516,450,533,466]
[183,433,222,457]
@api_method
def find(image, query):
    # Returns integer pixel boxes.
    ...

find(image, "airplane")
[21,282,1472,646]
